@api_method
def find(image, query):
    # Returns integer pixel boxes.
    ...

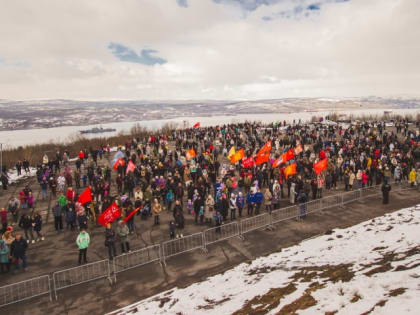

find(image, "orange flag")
[257,141,272,156]
[285,162,297,179]
[255,152,270,165]
[314,158,328,175]
[186,148,196,160]
[230,148,245,164]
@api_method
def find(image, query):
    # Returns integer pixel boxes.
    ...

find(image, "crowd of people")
[1,118,419,273]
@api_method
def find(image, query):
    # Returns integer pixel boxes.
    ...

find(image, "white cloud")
[0,0,419,100]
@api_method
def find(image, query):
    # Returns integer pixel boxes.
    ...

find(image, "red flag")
[314,158,328,175]
[257,141,272,156]
[193,122,200,128]
[113,158,125,170]
[285,162,297,179]
[255,152,270,165]
[272,157,283,168]
[126,160,136,174]
[77,187,92,205]
[281,149,295,164]
[242,156,255,168]
[123,205,143,223]
[98,202,121,226]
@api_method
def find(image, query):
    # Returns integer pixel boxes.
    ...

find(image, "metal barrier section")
[53,260,111,300]
[203,222,240,245]
[306,199,322,214]
[359,186,380,198]
[0,275,51,307]
[240,213,271,235]
[321,195,341,210]
[271,205,299,224]
[113,244,161,274]
[161,232,205,260]
[342,190,360,205]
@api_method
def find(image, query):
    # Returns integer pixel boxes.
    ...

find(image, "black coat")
[11,238,28,258]
[19,216,33,229]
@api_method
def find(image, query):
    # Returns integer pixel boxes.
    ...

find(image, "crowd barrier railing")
[203,221,241,246]
[240,213,272,235]
[52,259,112,300]
[271,204,299,224]
[161,232,206,263]
[113,244,161,280]
[0,275,52,307]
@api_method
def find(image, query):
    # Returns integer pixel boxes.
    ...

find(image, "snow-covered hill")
[109,204,420,315]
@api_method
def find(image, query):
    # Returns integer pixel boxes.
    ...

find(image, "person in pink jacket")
[361,171,369,188]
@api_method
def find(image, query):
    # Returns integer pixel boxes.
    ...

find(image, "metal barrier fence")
[306,198,323,214]
[271,205,299,224]
[203,222,241,245]
[240,213,271,235]
[53,259,112,300]
[161,232,206,262]
[113,244,161,276]
[0,275,52,307]
[321,194,342,210]
[342,190,360,205]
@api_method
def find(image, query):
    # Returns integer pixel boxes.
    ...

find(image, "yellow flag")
[227,146,236,160]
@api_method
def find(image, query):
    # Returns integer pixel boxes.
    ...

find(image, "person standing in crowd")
[33,212,44,241]
[264,188,272,213]
[229,193,237,220]
[19,214,35,244]
[205,194,214,224]
[175,210,185,238]
[8,197,20,225]
[76,229,90,265]
[117,220,130,254]
[52,201,63,232]
[40,176,48,200]
[0,208,8,233]
[382,180,392,204]
[0,234,10,273]
[152,198,162,226]
[10,234,28,271]
[105,223,117,260]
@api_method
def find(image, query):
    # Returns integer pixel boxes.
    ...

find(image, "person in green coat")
[116,220,130,254]
[58,194,67,207]
[0,237,10,273]
[76,229,90,265]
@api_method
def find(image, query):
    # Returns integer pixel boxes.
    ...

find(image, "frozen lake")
[0,108,418,148]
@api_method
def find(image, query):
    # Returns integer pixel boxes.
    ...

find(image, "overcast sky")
[0,0,418,100]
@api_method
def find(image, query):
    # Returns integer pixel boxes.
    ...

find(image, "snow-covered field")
[0,167,37,187]
[1,108,418,148]
[109,205,420,315]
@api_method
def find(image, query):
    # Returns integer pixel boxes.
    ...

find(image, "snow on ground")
[0,167,37,187]
[109,205,420,315]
